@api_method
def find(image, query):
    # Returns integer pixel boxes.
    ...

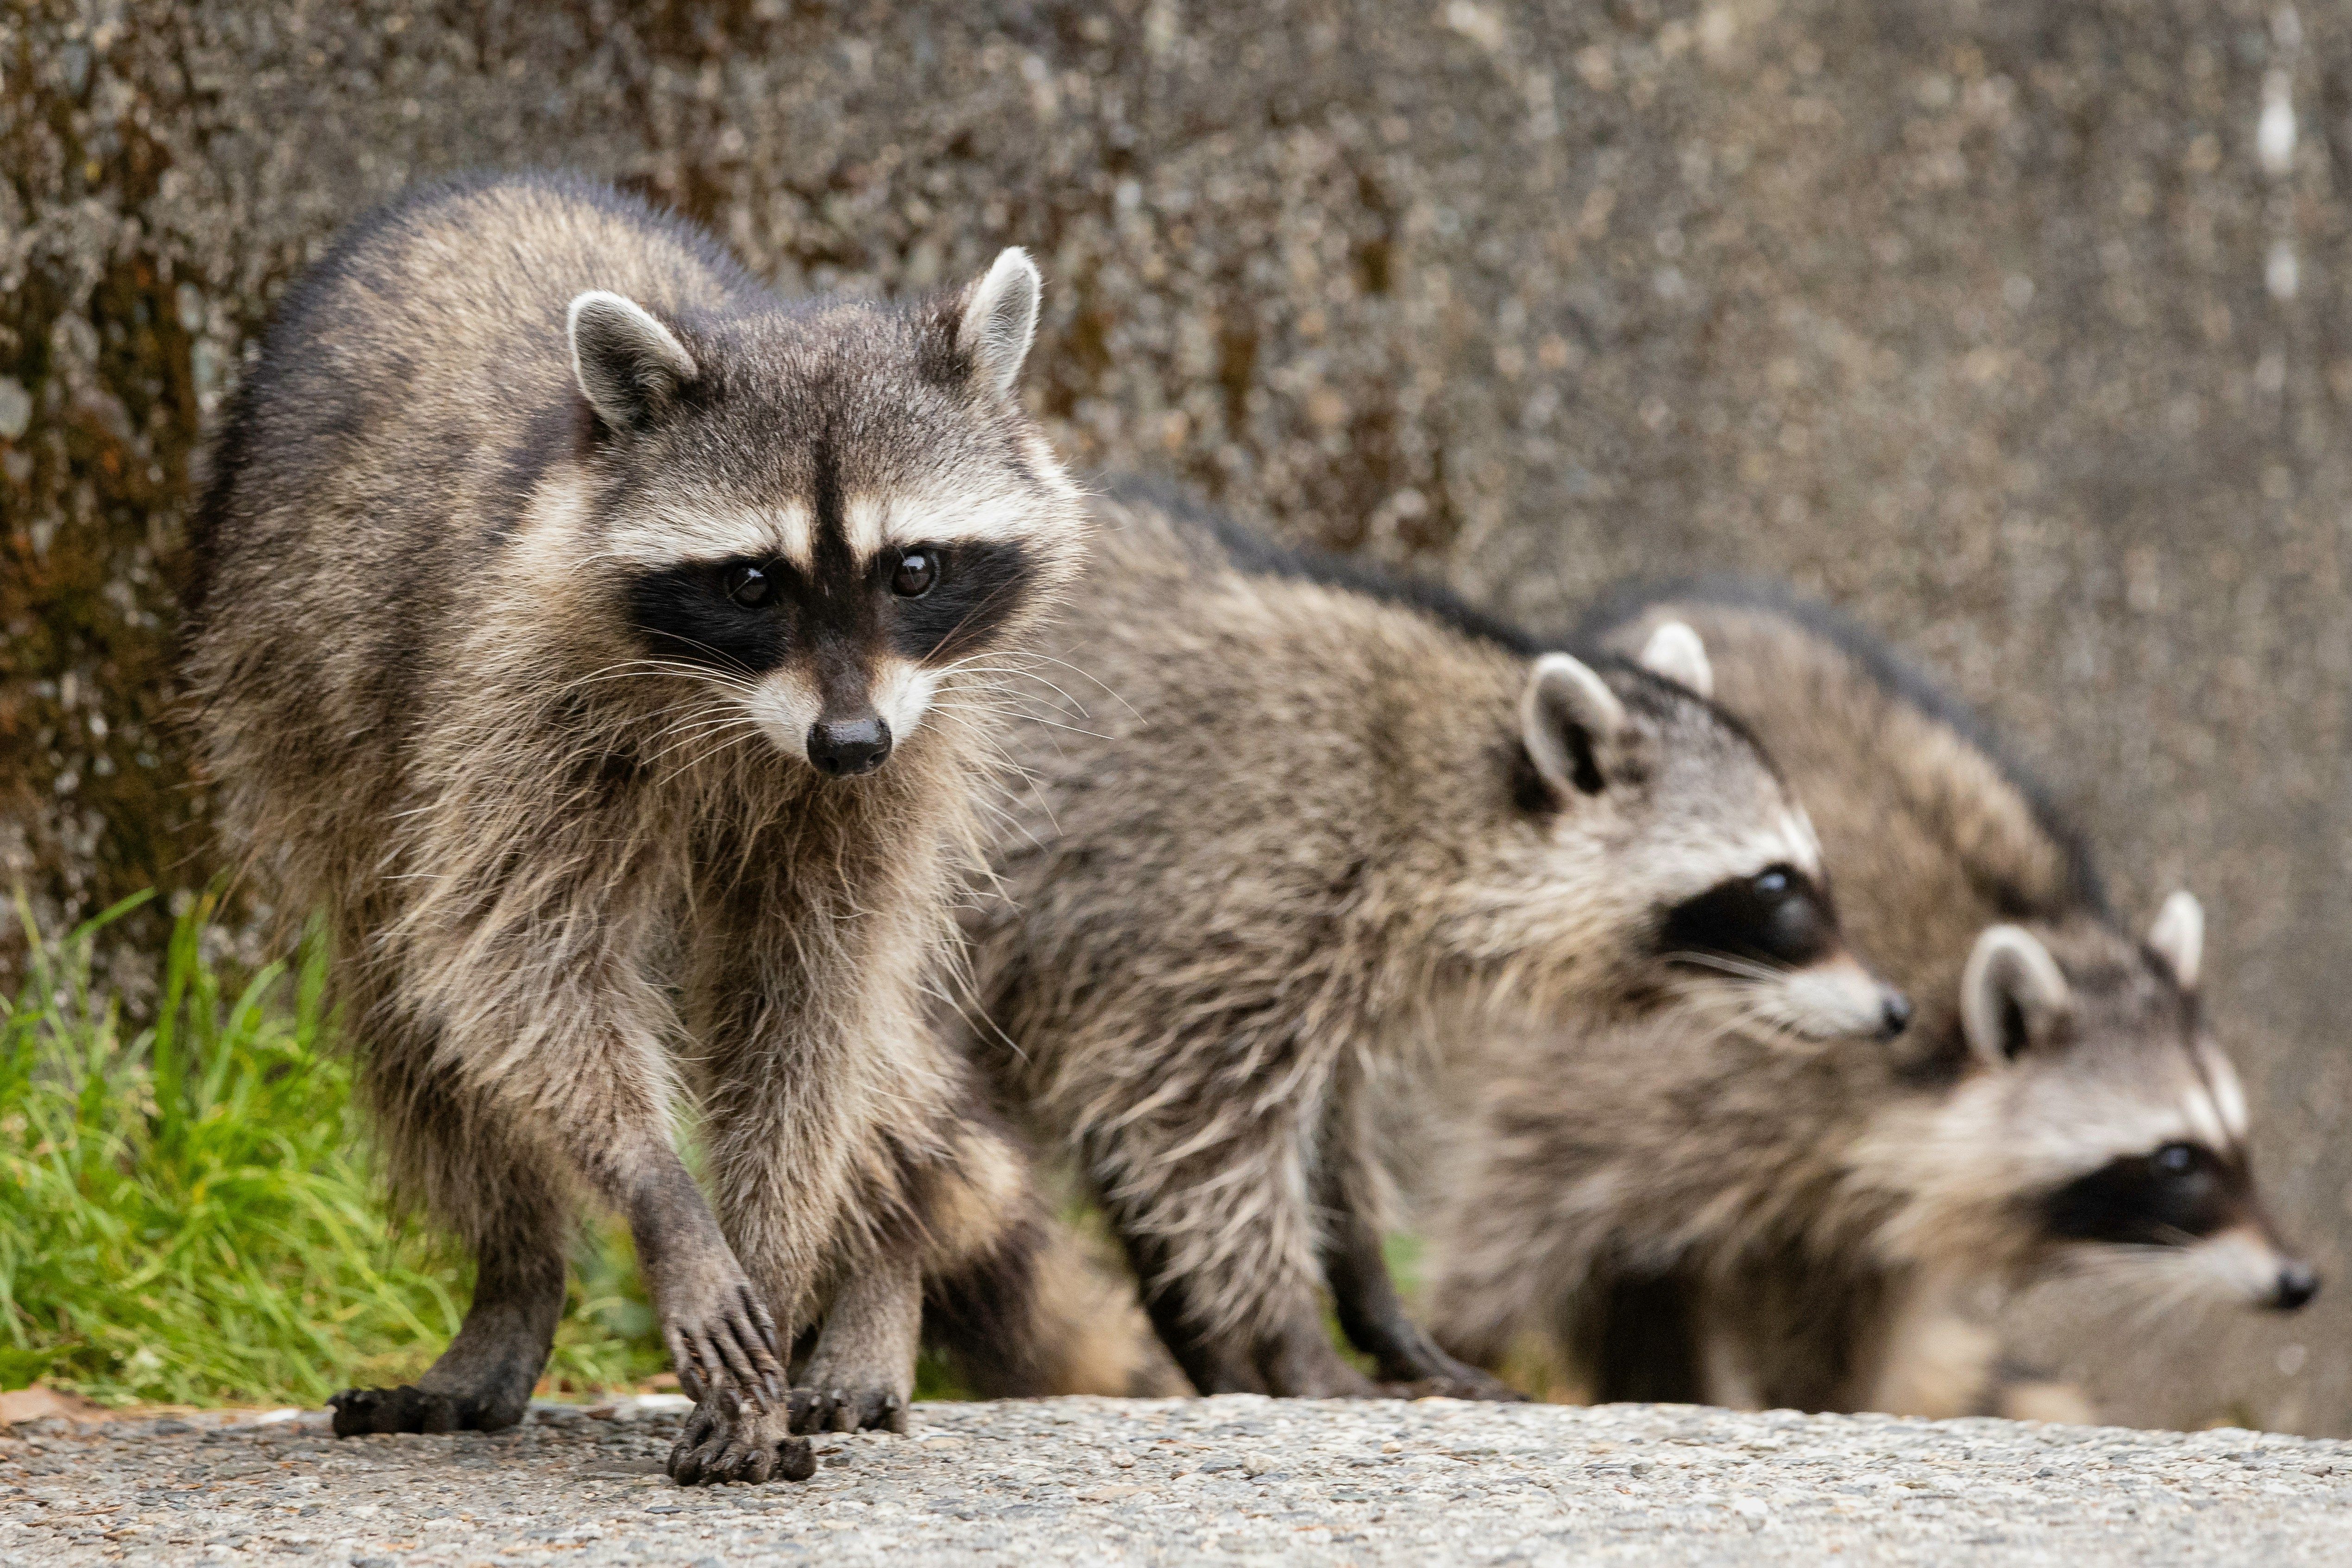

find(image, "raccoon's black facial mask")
[2043,1142,2244,1246]
[882,540,1035,662]
[626,539,1035,674]
[1660,863,1837,970]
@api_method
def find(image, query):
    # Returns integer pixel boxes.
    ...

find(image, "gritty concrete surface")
[4,1396,2349,1567]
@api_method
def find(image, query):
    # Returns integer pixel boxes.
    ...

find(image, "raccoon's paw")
[787,1384,911,1435]
[329,1384,523,1437]
[1374,1342,1529,1403]
[666,1393,817,1486]
[1382,1369,1529,1403]
[654,1263,786,1408]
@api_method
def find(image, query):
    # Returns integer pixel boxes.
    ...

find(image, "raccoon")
[182,173,1087,1482]
[1423,585,2316,1419]
[959,485,1909,1399]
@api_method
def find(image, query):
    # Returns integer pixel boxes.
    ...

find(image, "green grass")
[0,889,668,1408]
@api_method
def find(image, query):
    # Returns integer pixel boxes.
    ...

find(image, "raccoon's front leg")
[629,1160,789,1409]
[330,1050,570,1437]
[788,1250,921,1434]
[1317,1161,1526,1401]
[667,1394,818,1486]
[1101,1168,1376,1398]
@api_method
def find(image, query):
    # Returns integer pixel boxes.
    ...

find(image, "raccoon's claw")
[1374,1345,1528,1402]
[1382,1371,1529,1403]
[659,1279,786,1407]
[788,1385,910,1435]
[329,1384,522,1437]
[667,1393,817,1486]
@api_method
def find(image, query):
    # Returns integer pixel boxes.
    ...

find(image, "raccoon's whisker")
[972,648,1143,719]
[659,728,763,787]
[636,630,763,682]
[1664,950,1787,986]
[642,714,761,771]
[948,666,1095,720]
[641,717,760,765]
[922,570,1041,665]
[554,655,758,695]
[934,704,1112,743]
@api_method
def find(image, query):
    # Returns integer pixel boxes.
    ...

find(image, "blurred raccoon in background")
[184,172,1088,1482]
[956,485,1910,1401]
[1423,585,2316,1421]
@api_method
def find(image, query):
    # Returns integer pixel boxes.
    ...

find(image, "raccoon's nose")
[1878,990,1913,1040]
[807,716,893,777]
[2272,1262,2320,1312]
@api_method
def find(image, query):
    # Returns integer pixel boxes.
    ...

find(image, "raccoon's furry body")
[184,173,1085,1480]
[1424,585,2314,1418]
[961,486,1906,1398]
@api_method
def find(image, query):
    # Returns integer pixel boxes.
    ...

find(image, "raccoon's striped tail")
[916,1115,1184,1397]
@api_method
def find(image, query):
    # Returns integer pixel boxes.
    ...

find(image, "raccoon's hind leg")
[330,1050,568,1437]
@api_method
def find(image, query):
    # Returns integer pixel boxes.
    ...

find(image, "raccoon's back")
[988,480,1529,893]
[1583,584,2093,1011]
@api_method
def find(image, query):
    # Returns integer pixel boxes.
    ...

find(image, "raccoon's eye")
[2154,1142,2200,1177]
[1662,863,1834,968]
[723,564,774,608]
[892,549,939,598]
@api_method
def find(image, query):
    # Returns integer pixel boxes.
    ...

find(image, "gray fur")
[183,173,1085,1477]
[961,485,1897,1398]
[1424,588,2312,1419]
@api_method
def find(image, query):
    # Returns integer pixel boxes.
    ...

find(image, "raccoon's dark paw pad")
[330,1385,476,1437]
[667,1397,816,1485]
[787,1385,909,1435]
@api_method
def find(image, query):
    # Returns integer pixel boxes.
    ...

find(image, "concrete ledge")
[4,1395,2346,1565]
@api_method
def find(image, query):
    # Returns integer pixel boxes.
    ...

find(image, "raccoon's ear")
[1959,924,2074,1068]
[958,247,1043,397]
[2146,890,2203,992]
[568,291,699,434]
[1637,621,1713,699]
[1520,653,1628,798]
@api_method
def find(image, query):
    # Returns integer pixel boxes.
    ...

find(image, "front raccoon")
[183,173,1085,1482]
[1423,586,2314,1418]
[961,485,1906,1399]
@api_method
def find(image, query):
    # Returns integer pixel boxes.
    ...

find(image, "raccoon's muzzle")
[2273,1260,2320,1312]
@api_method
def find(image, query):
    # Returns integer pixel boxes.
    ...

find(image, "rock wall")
[4,0,2347,1433]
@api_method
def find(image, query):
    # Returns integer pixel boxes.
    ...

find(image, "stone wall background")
[5,0,2347,1434]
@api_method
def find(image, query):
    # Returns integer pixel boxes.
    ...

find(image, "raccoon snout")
[807,715,893,777]
[2271,1261,2320,1312]
[1878,989,1913,1040]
